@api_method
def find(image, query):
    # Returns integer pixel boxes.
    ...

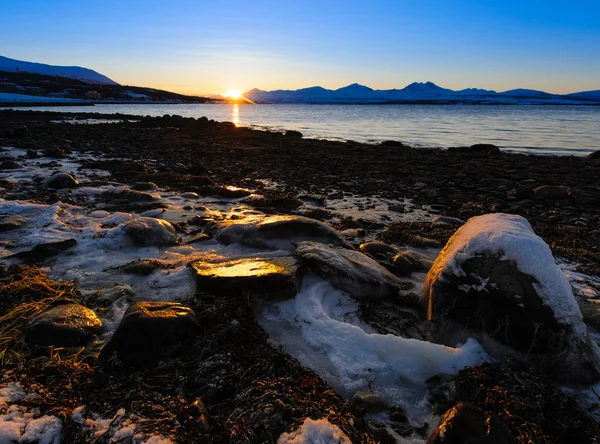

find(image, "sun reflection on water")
[232,103,240,126]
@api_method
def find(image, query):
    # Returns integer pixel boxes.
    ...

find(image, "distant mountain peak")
[0,55,118,85]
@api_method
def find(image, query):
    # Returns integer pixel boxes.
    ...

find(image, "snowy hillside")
[0,55,118,85]
[243,82,600,105]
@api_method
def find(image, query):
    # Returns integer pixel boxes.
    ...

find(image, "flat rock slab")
[190,256,300,298]
[99,301,199,364]
[295,241,416,303]
[12,238,77,263]
[25,303,103,346]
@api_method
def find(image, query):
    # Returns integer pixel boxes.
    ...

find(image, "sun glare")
[224,89,242,99]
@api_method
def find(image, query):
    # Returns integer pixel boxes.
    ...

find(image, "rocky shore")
[0,109,599,443]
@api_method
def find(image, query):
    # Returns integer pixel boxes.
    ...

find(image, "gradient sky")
[1,0,599,95]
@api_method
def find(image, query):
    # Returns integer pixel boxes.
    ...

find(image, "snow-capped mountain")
[0,55,118,85]
[243,82,600,105]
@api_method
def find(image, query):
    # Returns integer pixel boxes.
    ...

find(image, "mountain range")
[244,82,600,105]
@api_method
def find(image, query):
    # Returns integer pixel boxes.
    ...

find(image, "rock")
[190,256,300,298]
[132,182,158,191]
[43,146,66,158]
[0,215,27,232]
[122,218,177,247]
[13,239,77,263]
[359,241,396,257]
[11,125,28,137]
[351,392,389,413]
[100,187,157,202]
[25,303,103,346]
[215,215,349,252]
[44,172,79,189]
[432,216,465,228]
[184,232,211,245]
[99,302,199,364]
[391,253,413,275]
[507,187,534,201]
[284,130,303,138]
[381,140,404,147]
[0,160,24,170]
[533,185,570,200]
[120,259,166,275]
[423,213,600,384]
[400,251,434,272]
[340,228,366,239]
[427,403,514,444]
[470,143,500,154]
[588,150,600,159]
[295,241,416,302]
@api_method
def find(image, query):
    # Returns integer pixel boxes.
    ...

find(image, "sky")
[1,0,599,95]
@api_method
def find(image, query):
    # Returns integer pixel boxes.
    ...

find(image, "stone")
[359,241,396,257]
[427,403,515,444]
[100,187,157,202]
[284,130,303,138]
[423,213,600,384]
[12,238,77,263]
[533,185,570,200]
[132,182,158,191]
[507,187,534,201]
[190,256,300,298]
[351,392,389,413]
[588,150,600,159]
[184,232,211,245]
[432,216,465,228]
[0,215,27,232]
[99,302,199,364]
[25,303,103,346]
[470,143,500,154]
[381,140,404,147]
[215,215,349,252]
[391,253,413,275]
[44,172,79,189]
[122,217,177,247]
[120,259,166,275]
[295,241,416,303]
[0,160,24,170]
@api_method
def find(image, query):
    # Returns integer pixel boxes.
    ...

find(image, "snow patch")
[277,418,351,444]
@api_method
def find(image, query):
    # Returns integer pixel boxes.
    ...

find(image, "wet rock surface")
[0,214,27,232]
[190,256,300,298]
[43,171,79,189]
[295,240,417,303]
[25,303,103,346]
[99,301,200,364]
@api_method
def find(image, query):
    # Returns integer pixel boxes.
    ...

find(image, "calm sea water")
[7,103,600,156]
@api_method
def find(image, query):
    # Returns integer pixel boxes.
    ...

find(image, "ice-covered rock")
[277,418,350,444]
[423,213,600,383]
[190,256,300,299]
[99,302,199,364]
[215,215,348,251]
[25,303,103,346]
[295,241,416,302]
[0,215,27,232]
[122,217,177,247]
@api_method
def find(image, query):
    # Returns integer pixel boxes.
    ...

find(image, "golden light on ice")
[224,89,242,98]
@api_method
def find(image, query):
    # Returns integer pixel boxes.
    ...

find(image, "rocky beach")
[1,109,600,443]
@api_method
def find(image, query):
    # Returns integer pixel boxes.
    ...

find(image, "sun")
[224,89,242,99]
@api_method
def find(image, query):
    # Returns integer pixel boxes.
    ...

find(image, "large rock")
[190,256,300,298]
[423,213,600,383]
[295,241,416,303]
[99,302,199,364]
[44,172,79,189]
[533,185,569,200]
[12,238,77,263]
[427,403,514,444]
[25,303,103,346]
[0,160,24,170]
[122,217,177,247]
[215,215,348,252]
[359,241,396,258]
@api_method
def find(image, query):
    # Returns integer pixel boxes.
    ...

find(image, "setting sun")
[224,89,242,98]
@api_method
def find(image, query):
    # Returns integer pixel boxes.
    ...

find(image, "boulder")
[0,160,24,170]
[122,217,177,247]
[533,185,570,200]
[100,187,157,202]
[588,150,600,159]
[381,140,404,147]
[99,302,199,364]
[470,143,500,155]
[427,403,514,444]
[215,215,349,252]
[44,172,79,189]
[423,213,600,383]
[13,238,77,263]
[25,303,103,346]
[0,215,27,232]
[432,216,465,228]
[359,241,396,257]
[190,256,300,298]
[284,130,303,138]
[295,241,416,303]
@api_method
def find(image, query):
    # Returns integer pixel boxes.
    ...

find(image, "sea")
[6,103,600,156]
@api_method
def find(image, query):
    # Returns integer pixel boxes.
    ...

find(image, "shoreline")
[1,109,599,442]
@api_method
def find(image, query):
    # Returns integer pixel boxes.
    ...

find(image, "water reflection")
[232,104,240,126]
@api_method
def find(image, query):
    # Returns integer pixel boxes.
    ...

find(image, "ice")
[277,418,351,444]
[437,213,583,330]
[259,275,487,422]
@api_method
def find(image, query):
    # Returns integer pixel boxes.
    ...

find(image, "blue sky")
[1,0,599,95]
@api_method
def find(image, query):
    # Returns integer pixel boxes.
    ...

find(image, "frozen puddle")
[258,275,488,425]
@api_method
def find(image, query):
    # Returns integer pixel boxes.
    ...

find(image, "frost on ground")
[259,275,487,423]
[277,418,351,444]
